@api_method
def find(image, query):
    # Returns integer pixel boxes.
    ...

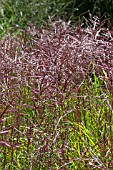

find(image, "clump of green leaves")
[1,0,113,37]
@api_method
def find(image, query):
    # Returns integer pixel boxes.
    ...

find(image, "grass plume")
[0,17,113,169]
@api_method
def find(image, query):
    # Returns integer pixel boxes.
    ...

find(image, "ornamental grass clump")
[0,17,113,169]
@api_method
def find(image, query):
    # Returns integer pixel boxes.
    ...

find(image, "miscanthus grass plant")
[0,17,113,169]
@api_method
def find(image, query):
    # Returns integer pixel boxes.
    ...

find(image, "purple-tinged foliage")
[0,18,113,169]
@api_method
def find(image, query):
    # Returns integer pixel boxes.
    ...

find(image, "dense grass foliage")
[0,0,113,36]
[0,18,113,169]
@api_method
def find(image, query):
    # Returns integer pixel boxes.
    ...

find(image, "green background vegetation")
[0,0,113,36]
